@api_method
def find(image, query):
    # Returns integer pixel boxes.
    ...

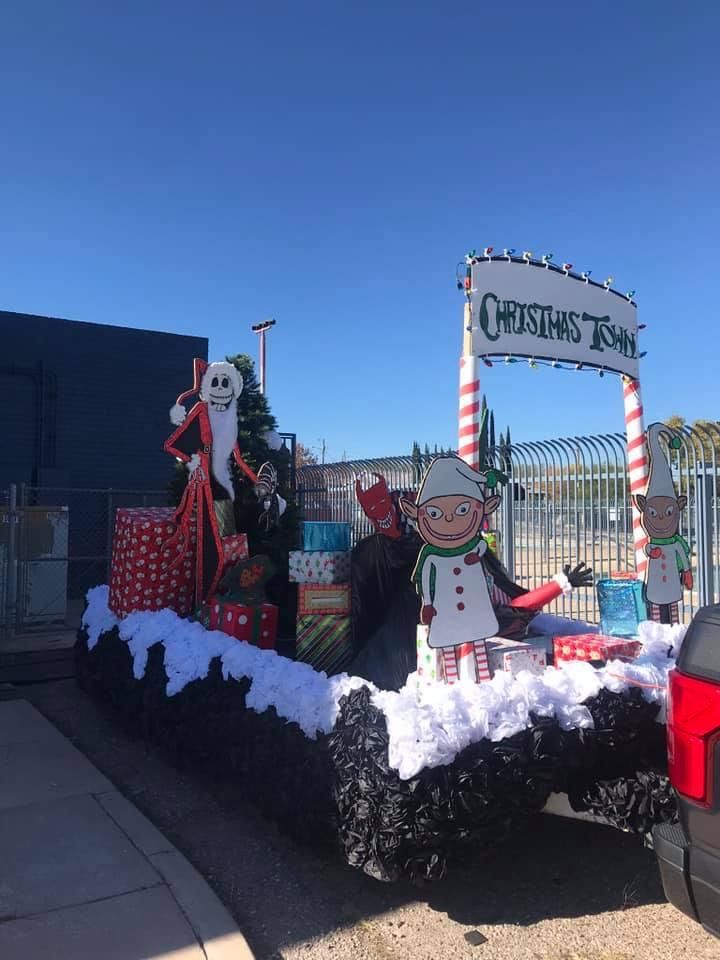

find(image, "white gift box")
[288,550,351,585]
[416,625,445,683]
[486,637,547,677]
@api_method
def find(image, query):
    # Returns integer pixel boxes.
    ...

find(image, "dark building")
[1,310,208,492]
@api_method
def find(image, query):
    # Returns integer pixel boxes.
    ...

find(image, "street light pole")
[251,319,276,395]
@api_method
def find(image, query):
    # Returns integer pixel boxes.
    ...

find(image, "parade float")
[76,252,688,883]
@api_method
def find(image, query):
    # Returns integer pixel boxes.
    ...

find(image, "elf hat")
[417,456,489,506]
[645,422,681,500]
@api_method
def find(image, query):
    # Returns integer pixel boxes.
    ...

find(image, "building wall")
[0,311,208,492]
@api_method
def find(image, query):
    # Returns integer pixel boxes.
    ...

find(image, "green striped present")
[296,614,353,675]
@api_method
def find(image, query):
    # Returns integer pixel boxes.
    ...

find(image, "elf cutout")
[634,423,692,624]
[400,457,500,682]
[401,455,592,683]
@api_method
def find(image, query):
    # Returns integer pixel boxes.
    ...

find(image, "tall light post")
[251,318,276,395]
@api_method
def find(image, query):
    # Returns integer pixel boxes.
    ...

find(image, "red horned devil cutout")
[356,473,402,539]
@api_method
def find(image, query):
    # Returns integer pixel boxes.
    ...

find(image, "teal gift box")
[302,521,351,552]
[597,578,646,637]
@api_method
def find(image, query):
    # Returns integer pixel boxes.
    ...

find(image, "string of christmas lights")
[457,248,638,304]
[479,354,647,376]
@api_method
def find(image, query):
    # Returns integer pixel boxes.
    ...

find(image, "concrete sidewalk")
[0,699,255,959]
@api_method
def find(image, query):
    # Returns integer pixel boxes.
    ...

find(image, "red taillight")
[667,668,720,805]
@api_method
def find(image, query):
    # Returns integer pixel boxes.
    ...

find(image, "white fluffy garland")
[82,586,684,781]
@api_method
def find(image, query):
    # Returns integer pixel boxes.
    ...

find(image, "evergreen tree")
[411,441,423,484]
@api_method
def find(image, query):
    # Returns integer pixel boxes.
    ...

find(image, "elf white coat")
[644,538,691,606]
[416,537,499,649]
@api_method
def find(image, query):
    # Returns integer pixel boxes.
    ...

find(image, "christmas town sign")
[468,256,639,378]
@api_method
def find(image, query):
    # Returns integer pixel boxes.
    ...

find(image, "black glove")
[564,561,593,589]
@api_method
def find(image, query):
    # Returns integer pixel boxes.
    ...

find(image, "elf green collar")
[650,534,689,551]
[649,534,691,573]
[412,531,483,586]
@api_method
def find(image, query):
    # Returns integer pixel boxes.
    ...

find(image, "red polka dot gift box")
[552,634,641,667]
[222,533,249,570]
[207,597,278,649]
[109,507,196,618]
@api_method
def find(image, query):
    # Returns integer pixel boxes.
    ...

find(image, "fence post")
[6,484,19,635]
[502,477,515,582]
[695,470,715,607]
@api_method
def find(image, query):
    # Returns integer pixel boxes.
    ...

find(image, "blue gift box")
[597,578,646,637]
[302,521,352,553]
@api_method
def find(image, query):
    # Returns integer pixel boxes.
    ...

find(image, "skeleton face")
[200,362,243,412]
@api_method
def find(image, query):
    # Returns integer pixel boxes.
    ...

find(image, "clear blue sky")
[2,2,717,463]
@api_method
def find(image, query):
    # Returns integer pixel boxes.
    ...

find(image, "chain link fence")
[1,434,297,642]
[0,486,169,637]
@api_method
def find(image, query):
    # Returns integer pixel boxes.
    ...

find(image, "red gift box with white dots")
[552,634,641,666]
[207,597,278,649]
[109,507,196,618]
[222,533,249,569]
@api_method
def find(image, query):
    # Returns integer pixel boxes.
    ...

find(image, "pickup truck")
[654,603,720,937]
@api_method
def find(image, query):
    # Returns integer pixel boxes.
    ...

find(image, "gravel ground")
[11,679,719,960]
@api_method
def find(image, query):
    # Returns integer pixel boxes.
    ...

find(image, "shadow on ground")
[18,679,666,959]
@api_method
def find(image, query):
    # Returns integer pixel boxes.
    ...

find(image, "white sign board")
[469,259,639,378]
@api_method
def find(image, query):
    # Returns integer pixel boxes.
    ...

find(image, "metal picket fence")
[298,425,720,624]
[3,426,717,634]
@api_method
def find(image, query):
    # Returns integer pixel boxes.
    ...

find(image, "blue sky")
[2,2,717,463]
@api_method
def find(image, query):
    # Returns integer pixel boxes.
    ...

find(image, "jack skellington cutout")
[164,357,279,604]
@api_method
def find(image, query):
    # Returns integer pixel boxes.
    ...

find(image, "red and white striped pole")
[456,290,490,682]
[622,376,649,575]
[458,302,482,469]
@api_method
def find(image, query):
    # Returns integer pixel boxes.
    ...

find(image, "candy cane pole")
[455,293,485,681]
[622,376,649,574]
[458,301,481,469]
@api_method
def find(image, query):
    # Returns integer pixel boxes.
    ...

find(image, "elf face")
[417,494,484,548]
[642,495,682,538]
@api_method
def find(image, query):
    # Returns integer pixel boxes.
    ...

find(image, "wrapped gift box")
[296,614,353,674]
[109,507,195,618]
[222,533,249,569]
[416,625,445,683]
[288,550,351,585]
[297,583,351,616]
[208,597,278,649]
[486,638,547,677]
[302,522,351,553]
[597,577,646,637]
[553,633,641,666]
